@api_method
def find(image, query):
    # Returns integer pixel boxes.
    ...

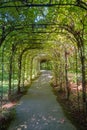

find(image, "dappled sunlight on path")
[8,70,76,130]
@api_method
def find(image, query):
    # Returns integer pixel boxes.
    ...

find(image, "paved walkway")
[8,70,76,130]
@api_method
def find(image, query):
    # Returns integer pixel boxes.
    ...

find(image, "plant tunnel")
[0,0,87,125]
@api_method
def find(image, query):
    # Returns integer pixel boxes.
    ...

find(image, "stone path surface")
[8,70,76,130]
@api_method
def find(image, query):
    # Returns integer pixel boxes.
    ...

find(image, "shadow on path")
[8,70,76,130]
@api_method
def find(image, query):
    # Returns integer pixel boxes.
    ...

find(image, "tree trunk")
[30,58,33,82]
[9,58,12,95]
[81,54,86,103]
[18,56,22,93]
[65,50,70,100]
[8,44,15,96]
[79,39,86,115]
[75,48,80,112]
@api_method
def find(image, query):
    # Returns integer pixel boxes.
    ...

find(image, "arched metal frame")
[0,41,12,107]
[17,47,43,93]
[0,0,86,119]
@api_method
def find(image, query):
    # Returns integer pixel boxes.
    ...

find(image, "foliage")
[0,108,16,130]
[0,0,87,128]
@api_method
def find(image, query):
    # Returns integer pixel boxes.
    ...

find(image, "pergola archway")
[0,1,87,126]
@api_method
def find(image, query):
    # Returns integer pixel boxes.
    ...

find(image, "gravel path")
[8,70,76,130]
